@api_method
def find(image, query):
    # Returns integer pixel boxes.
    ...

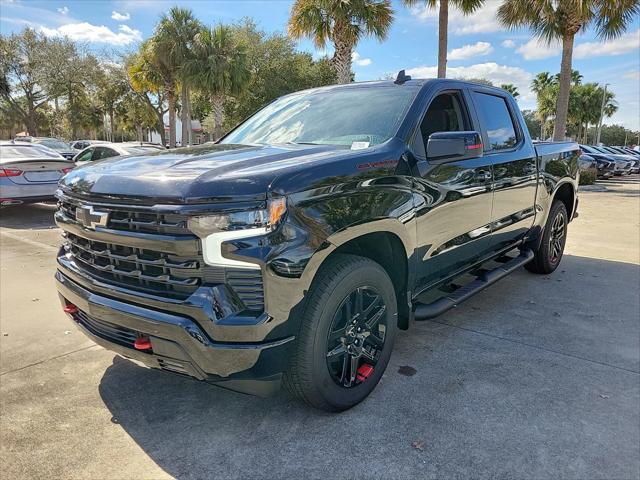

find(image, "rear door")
[411,88,496,289]
[468,89,538,251]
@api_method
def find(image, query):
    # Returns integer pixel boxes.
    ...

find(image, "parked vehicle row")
[581,144,640,177]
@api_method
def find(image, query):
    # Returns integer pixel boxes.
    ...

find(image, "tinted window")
[420,92,469,142]
[472,93,517,151]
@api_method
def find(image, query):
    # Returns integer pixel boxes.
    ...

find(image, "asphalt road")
[1,178,639,480]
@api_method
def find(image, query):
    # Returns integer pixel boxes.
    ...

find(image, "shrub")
[579,170,597,185]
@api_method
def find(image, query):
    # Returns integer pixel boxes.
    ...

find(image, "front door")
[411,89,495,291]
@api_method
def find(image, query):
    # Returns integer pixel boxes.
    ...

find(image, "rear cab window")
[471,92,518,152]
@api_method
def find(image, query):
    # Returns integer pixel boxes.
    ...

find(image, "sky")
[1,0,639,130]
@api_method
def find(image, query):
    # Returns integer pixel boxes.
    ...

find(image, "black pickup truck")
[55,74,579,411]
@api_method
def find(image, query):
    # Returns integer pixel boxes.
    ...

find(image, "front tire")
[526,200,568,274]
[283,254,398,412]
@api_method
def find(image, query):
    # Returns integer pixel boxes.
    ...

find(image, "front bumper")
[56,270,294,396]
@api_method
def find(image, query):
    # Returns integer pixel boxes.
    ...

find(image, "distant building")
[150,113,206,146]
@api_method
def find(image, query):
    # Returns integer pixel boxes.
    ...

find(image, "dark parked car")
[580,145,632,175]
[14,137,77,160]
[55,77,579,411]
[73,142,166,165]
[0,141,74,206]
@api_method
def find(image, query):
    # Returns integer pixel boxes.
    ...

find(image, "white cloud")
[411,2,505,35]
[501,39,516,49]
[352,51,372,67]
[623,70,640,81]
[516,37,561,60]
[40,22,142,46]
[448,41,493,60]
[57,6,69,15]
[406,62,535,103]
[111,10,130,21]
[574,29,640,59]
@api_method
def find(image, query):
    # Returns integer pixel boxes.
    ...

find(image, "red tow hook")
[134,336,153,351]
[63,304,79,315]
[356,364,374,382]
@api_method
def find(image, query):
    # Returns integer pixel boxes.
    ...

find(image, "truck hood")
[59,143,352,204]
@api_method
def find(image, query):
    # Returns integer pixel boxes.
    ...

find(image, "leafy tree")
[500,83,519,98]
[186,25,250,140]
[156,7,202,146]
[219,20,336,132]
[288,0,393,84]
[127,50,169,146]
[403,0,484,78]
[141,31,180,147]
[0,29,51,135]
[498,0,639,141]
[521,109,542,140]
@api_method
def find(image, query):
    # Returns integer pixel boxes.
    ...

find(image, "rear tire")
[283,254,397,412]
[526,200,568,274]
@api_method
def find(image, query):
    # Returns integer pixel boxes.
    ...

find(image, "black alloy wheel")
[548,208,567,266]
[326,286,387,388]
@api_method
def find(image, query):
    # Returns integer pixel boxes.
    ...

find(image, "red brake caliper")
[356,364,374,382]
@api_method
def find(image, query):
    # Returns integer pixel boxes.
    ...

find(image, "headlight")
[187,197,287,238]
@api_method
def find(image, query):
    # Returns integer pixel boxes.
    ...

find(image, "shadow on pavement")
[98,254,639,479]
[0,203,57,230]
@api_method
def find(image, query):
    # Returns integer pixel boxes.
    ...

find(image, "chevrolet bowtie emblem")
[75,205,109,230]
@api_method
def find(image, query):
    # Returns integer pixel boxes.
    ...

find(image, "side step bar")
[413,249,534,320]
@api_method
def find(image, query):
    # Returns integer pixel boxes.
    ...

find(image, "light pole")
[595,83,609,145]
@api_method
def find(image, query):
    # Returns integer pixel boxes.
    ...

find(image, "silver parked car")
[0,142,75,206]
[73,142,165,165]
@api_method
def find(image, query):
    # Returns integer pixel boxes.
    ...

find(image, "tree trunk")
[109,110,114,142]
[437,0,449,78]
[553,33,575,141]
[186,88,192,146]
[180,82,189,146]
[166,86,176,148]
[332,37,352,84]
[211,93,225,141]
[68,88,78,140]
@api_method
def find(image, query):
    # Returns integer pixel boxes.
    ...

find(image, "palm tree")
[402,0,484,78]
[288,0,394,84]
[498,0,639,141]
[127,47,169,146]
[531,72,554,139]
[156,7,202,146]
[186,25,250,140]
[500,84,519,98]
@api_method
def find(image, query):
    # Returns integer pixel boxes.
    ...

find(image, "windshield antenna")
[394,69,411,85]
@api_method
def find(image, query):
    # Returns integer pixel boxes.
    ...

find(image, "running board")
[413,249,534,320]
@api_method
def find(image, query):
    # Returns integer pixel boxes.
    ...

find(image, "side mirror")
[426,131,483,163]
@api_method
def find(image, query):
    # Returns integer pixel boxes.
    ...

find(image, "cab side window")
[420,92,469,143]
[471,92,518,151]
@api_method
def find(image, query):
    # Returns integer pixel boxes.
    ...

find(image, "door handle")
[475,170,492,182]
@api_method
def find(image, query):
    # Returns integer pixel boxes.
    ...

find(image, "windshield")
[35,138,70,150]
[221,85,420,148]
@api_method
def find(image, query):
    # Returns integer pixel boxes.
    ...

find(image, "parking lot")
[1,178,639,479]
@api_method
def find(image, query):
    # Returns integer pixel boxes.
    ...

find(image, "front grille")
[64,232,210,299]
[58,198,189,235]
[58,196,265,311]
[75,309,138,349]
